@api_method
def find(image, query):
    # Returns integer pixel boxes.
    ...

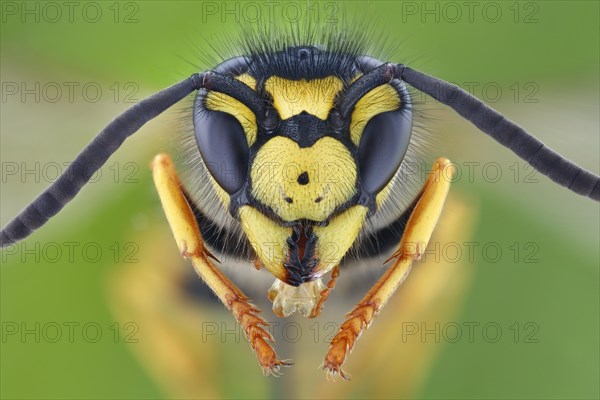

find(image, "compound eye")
[357,107,413,194]
[194,109,249,194]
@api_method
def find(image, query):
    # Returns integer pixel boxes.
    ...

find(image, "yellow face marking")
[239,205,291,281]
[234,73,256,88]
[205,73,258,145]
[312,205,369,278]
[349,76,402,205]
[239,204,368,284]
[251,136,357,222]
[350,84,400,146]
[264,76,344,120]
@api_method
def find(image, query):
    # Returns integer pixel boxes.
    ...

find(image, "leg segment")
[309,265,340,318]
[151,153,290,375]
[323,158,455,380]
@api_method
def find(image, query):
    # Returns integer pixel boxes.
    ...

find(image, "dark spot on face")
[314,197,323,203]
[297,171,310,185]
[284,196,294,204]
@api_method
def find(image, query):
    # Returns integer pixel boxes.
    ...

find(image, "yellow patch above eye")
[264,76,344,120]
[348,74,402,208]
[350,84,400,146]
[251,136,357,222]
[205,73,258,145]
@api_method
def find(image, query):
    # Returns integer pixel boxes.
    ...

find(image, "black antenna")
[3,63,598,249]
[338,63,600,201]
[0,72,264,248]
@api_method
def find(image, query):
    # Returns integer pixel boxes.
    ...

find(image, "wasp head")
[193,46,413,286]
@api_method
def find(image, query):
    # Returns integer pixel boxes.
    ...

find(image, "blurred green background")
[1,1,598,399]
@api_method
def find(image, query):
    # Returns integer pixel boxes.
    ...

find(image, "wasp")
[1,29,598,380]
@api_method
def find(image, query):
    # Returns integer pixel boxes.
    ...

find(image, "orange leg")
[309,265,340,318]
[323,158,455,380]
[151,153,290,376]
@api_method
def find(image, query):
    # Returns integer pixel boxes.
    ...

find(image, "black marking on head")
[245,45,361,82]
[297,47,312,60]
[262,106,280,133]
[297,171,310,185]
[277,111,334,148]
